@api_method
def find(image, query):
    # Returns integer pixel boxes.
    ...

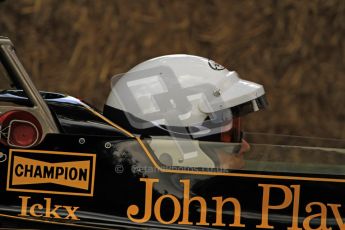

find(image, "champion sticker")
[7,149,96,196]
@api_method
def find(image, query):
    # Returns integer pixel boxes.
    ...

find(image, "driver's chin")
[218,139,250,170]
[239,139,250,154]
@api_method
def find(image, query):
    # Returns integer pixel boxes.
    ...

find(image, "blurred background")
[0,0,344,139]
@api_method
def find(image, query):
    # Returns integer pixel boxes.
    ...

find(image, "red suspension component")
[0,110,42,148]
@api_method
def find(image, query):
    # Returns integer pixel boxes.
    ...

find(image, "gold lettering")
[18,196,79,220]
[64,206,80,220]
[178,179,208,226]
[127,178,159,223]
[18,196,29,217]
[154,194,181,224]
[256,184,293,229]
[30,203,43,217]
[212,197,245,227]
[303,202,330,230]
[44,197,62,219]
[288,185,302,230]
[328,204,345,229]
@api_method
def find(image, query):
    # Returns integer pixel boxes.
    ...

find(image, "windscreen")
[143,133,345,176]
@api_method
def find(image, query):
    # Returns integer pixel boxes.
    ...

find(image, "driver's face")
[217,139,250,169]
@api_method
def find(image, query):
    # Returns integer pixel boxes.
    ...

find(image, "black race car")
[1,36,345,229]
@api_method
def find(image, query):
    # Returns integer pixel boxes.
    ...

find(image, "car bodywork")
[1,37,345,229]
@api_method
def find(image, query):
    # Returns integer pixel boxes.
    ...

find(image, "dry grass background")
[0,0,344,139]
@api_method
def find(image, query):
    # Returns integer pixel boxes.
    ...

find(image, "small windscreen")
[135,134,345,176]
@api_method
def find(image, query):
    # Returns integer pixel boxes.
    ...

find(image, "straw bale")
[0,0,344,139]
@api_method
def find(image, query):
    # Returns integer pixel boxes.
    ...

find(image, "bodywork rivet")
[105,142,112,149]
[79,138,86,144]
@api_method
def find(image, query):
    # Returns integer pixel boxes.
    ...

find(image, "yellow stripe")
[84,105,135,138]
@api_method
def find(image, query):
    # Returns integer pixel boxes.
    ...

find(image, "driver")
[103,54,267,170]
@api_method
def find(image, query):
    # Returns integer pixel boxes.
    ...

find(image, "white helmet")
[104,54,267,143]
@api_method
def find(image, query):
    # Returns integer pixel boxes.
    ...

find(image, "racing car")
[1,36,345,229]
